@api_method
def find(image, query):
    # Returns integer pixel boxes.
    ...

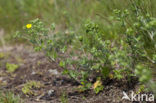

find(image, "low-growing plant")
[0,91,22,103]
[0,52,5,59]
[6,63,19,73]
[60,91,68,103]
[92,77,104,94]
[16,0,156,95]
[22,81,43,95]
[112,0,156,94]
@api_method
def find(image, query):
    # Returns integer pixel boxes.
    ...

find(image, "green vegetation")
[22,81,43,95]
[0,0,155,43]
[0,52,5,59]
[6,63,19,73]
[0,91,22,103]
[0,0,156,100]
[60,91,68,103]
[15,0,156,95]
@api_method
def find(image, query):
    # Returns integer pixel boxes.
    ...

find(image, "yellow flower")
[26,24,32,29]
[93,79,102,89]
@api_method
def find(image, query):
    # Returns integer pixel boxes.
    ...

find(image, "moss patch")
[22,81,43,95]
[6,63,19,73]
[0,52,5,59]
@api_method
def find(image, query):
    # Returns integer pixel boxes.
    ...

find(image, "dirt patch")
[0,45,151,103]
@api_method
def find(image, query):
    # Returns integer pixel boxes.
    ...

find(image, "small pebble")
[48,69,59,75]
[31,71,36,75]
[48,89,55,97]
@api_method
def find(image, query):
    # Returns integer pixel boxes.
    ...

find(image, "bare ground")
[0,45,154,103]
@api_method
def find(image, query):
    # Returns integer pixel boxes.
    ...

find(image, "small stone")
[40,90,55,100]
[48,69,59,75]
[48,89,55,97]
[31,71,36,75]
[0,77,3,81]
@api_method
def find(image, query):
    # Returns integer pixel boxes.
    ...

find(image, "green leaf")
[59,60,66,68]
